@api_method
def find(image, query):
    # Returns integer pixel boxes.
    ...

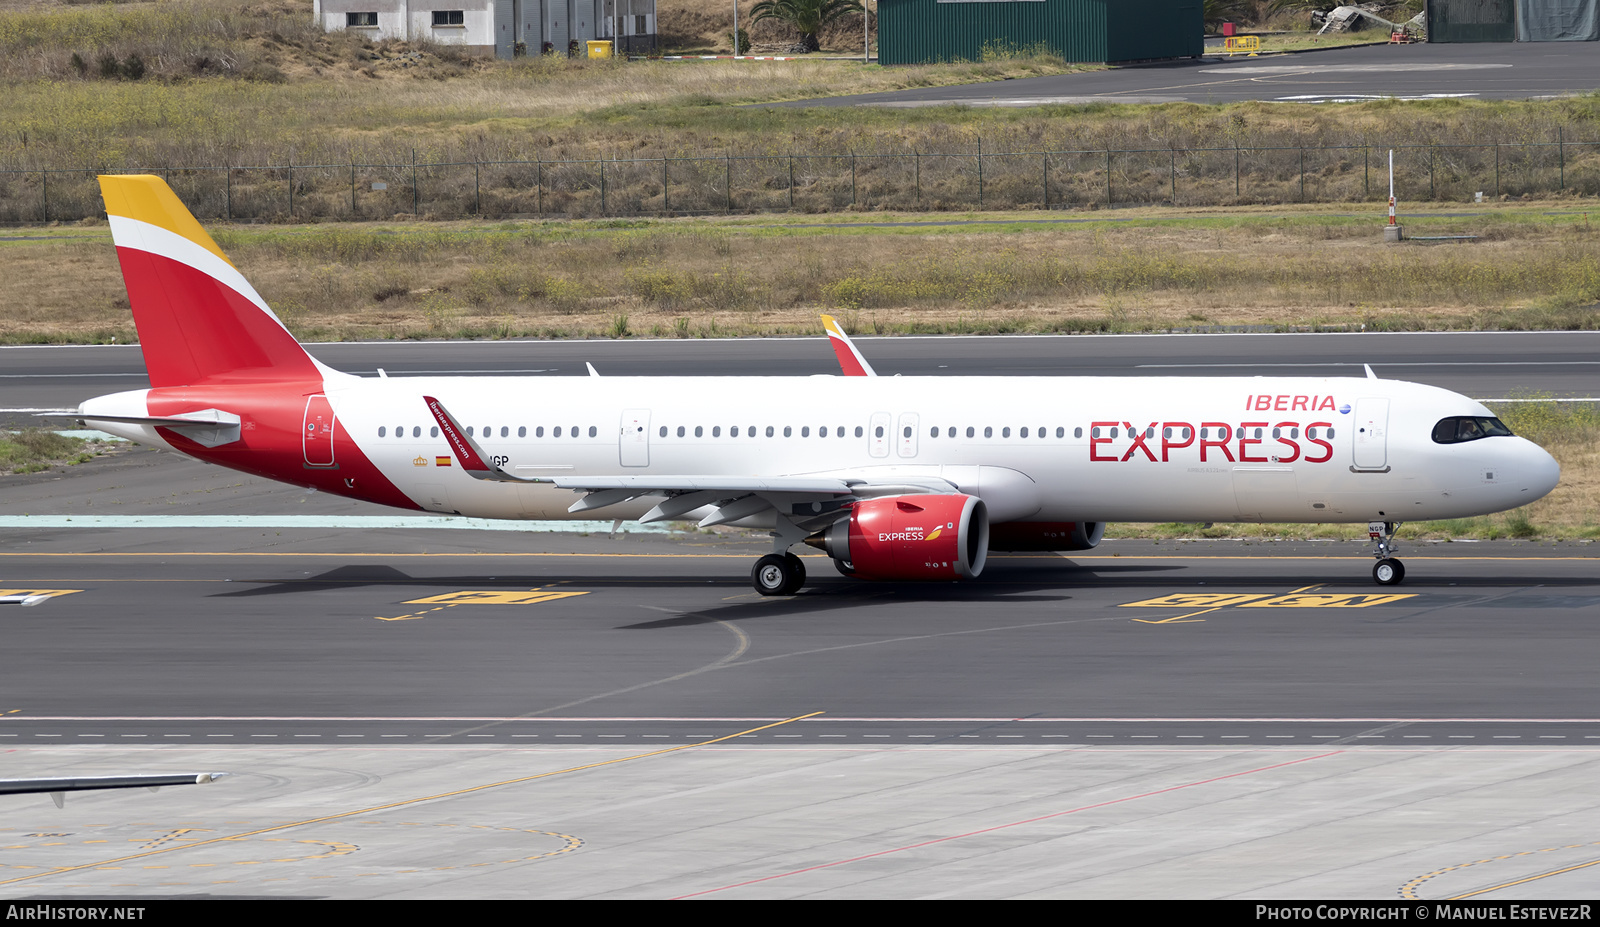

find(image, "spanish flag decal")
[436,456,452,467]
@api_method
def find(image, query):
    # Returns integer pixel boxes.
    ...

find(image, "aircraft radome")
[70,176,1560,595]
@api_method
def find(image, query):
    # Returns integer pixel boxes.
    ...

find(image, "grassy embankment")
[2,1,1599,224]
[0,430,108,475]
[5,206,1597,344]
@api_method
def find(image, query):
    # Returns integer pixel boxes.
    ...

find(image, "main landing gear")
[1369,520,1405,585]
[752,552,806,596]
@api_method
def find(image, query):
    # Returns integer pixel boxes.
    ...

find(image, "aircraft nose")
[1518,440,1561,503]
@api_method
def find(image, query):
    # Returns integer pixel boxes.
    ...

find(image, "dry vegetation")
[5,205,1598,344]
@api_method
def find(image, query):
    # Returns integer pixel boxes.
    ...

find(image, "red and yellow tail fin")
[100,175,323,387]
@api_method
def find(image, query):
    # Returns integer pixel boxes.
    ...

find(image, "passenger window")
[731,426,740,437]
[930,426,938,438]
[948,427,956,438]
[693,426,702,437]
[430,426,439,438]
[967,426,975,438]
[876,426,884,438]
[767,426,775,437]
[1073,427,1081,438]
[518,426,527,438]
[984,426,993,438]
[501,426,509,438]
[588,426,597,438]
[903,426,912,438]
[466,426,474,437]
[1235,428,1243,440]
[1039,427,1046,439]
[678,426,686,437]
[1020,427,1029,438]
[378,426,386,437]
[713,426,721,437]
[536,426,545,437]
[854,426,863,438]
[783,426,792,437]
[1110,427,1119,439]
[659,426,668,438]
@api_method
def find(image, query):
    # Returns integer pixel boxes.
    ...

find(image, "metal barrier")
[2,137,1593,223]
[1223,35,1260,56]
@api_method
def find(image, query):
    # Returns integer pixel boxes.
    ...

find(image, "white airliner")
[73,176,1560,595]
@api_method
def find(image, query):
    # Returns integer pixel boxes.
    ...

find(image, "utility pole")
[864,0,870,64]
[733,0,739,57]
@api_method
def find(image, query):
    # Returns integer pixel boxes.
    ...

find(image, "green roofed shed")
[877,0,1203,65]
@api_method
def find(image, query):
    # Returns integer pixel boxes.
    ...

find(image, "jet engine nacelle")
[806,494,989,581]
[988,521,1106,552]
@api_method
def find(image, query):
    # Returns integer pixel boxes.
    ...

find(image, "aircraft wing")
[422,397,956,526]
[545,474,958,527]
[0,772,227,808]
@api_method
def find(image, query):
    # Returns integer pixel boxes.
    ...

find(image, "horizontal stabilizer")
[73,407,242,448]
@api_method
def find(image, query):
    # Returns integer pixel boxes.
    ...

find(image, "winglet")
[423,395,536,483]
[821,314,876,377]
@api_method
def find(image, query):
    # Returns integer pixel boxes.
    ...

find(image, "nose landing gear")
[1369,520,1405,585]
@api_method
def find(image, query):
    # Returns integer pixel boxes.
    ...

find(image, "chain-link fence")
[4,138,1595,223]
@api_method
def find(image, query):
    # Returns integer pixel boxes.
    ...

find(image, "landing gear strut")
[752,552,806,596]
[1369,520,1405,585]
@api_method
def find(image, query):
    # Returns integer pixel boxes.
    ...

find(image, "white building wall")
[315,0,656,56]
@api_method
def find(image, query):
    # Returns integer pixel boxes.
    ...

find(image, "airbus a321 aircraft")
[73,176,1560,595]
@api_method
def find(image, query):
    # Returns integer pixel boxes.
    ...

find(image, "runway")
[4,330,1597,428]
[3,335,1599,898]
[790,43,1600,107]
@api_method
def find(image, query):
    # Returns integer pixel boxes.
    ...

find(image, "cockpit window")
[1432,416,1513,444]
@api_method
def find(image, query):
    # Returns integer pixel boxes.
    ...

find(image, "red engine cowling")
[988,521,1106,552]
[805,494,989,581]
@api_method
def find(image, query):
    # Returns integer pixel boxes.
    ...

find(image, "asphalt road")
[790,42,1600,107]
[3,330,1596,428]
[4,333,1599,899]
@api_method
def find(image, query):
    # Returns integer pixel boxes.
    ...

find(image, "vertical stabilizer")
[99,175,325,387]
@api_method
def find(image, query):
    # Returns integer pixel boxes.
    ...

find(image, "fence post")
[536,154,543,216]
[1364,146,1369,199]
[351,162,357,218]
[1494,143,1499,197]
[288,159,294,218]
[226,167,232,220]
[977,138,983,208]
[600,159,607,216]
[1234,142,1240,199]
[1299,147,1305,201]
[1042,152,1049,209]
[1170,149,1176,206]
[1429,145,1435,199]
[40,171,47,223]
[475,161,481,216]
[1559,127,1565,191]
[787,155,793,210]
[411,148,419,215]
[914,150,920,205]
[1105,148,1112,206]
[726,152,732,213]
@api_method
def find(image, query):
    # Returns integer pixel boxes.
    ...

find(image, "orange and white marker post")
[1384,149,1403,242]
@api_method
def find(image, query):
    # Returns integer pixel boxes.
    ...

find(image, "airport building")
[313,0,659,58]
[875,0,1203,65]
[1427,0,1598,42]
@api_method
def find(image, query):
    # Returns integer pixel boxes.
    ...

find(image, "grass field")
[7,203,1596,344]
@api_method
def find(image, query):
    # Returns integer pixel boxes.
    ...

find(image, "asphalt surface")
[791,42,1600,107]
[3,335,1599,898]
[3,331,1597,428]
